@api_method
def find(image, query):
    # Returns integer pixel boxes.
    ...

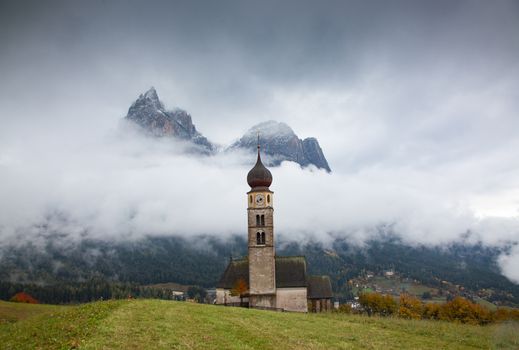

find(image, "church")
[215,144,333,312]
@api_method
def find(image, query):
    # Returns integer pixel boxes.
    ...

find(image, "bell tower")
[246,142,276,308]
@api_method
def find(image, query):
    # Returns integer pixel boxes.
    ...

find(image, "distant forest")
[0,234,517,305]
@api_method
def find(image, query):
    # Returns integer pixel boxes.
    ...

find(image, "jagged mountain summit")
[230,121,331,172]
[125,87,215,153]
[123,88,330,171]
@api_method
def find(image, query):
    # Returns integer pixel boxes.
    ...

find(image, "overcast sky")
[1,1,519,280]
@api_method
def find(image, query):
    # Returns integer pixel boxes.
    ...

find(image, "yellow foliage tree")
[494,308,519,323]
[398,293,423,319]
[422,302,441,320]
[439,297,493,325]
[359,292,397,316]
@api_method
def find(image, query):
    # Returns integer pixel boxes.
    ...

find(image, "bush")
[10,292,39,304]
[355,292,518,325]
[494,308,519,323]
[439,297,493,325]
[398,294,422,319]
[358,292,397,316]
[422,303,441,320]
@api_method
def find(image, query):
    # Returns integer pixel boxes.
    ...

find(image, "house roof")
[216,255,308,289]
[307,275,333,299]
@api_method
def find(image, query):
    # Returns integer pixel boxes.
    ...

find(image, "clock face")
[255,194,265,206]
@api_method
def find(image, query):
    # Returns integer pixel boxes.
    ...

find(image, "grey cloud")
[1,0,519,282]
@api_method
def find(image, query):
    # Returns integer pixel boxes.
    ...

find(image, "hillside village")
[347,270,501,310]
[142,268,503,313]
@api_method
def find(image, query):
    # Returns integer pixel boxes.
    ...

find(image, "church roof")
[217,258,249,289]
[275,256,307,288]
[247,146,272,189]
[307,275,333,299]
[216,256,308,289]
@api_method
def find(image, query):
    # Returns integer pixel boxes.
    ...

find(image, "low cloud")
[0,0,518,283]
[498,245,519,284]
[0,123,518,282]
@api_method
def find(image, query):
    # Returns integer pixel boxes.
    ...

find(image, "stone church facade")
[215,144,332,312]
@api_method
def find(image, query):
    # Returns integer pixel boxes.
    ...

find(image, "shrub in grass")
[9,292,39,304]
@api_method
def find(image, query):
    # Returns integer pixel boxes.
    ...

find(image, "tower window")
[250,195,253,204]
[256,231,266,245]
[267,194,270,203]
[256,215,260,226]
[261,215,265,226]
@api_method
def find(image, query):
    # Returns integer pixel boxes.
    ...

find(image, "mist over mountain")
[230,121,331,172]
[1,84,518,290]
[1,233,517,306]
[125,87,215,154]
[125,88,332,171]
[1,0,519,307]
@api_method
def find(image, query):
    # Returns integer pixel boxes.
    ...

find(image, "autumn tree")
[494,308,519,323]
[230,278,248,306]
[439,297,493,325]
[358,292,397,316]
[10,292,39,304]
[398,293,423,319]
[422,303,441,320]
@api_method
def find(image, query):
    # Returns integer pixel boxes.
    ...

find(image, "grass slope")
[0,299,518,349]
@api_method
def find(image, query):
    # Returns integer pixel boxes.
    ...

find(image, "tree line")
[0,280,184,304]
[337,292,519,325]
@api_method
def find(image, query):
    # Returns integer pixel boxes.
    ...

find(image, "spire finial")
[256,132,261,159]
[247,131,273,188]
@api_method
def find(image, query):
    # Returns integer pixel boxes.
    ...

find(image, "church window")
[250,195,253,204]
[267,194,270,203]
[256,215,260,226]
[256,231,265,245]
[261,215,265,226]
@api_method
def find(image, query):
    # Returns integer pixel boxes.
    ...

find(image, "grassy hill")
[0,300,518,349]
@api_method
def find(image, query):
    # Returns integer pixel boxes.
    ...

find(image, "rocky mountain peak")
[123,89,330,170]
[124,88,215,153]
[143,87,159,100]
[131,87,163,111]
[231,121,331,172]
[247,120,295,138]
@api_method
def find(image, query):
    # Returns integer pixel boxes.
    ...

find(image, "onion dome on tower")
[247,144,272,189]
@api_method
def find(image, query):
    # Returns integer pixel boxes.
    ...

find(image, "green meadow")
[1,299,518,349]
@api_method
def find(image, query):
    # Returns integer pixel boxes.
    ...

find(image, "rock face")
[125,87,215,153]
[230,121,331,172]
[124,89,330,171]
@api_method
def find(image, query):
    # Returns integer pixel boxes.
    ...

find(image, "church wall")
[249,246,276,294]
[276,287,308,312]
[250,294,276,309]
[215,288,241,305]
